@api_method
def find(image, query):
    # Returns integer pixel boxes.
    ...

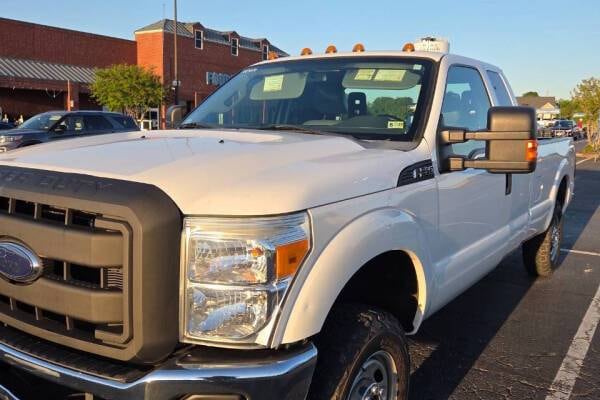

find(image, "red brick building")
[0,17,286,125]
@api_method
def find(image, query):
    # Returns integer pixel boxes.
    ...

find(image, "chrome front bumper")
[0,341,318,400]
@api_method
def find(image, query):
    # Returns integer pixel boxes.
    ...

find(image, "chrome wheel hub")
[348,350,398,400]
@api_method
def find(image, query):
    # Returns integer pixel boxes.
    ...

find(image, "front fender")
[273,207,434,345]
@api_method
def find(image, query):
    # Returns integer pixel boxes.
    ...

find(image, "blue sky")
[3,0,599,99]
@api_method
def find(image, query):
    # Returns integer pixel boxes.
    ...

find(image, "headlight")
[0,136,22,143]
[181,213,310,345]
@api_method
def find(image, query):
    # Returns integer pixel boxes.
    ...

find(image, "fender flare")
[273,207,434,345]
[542,157,572,230]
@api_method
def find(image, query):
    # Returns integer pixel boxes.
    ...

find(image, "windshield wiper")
[256,124,328,136]
[178,122,214,129]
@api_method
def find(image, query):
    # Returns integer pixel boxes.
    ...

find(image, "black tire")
[308,304,410,400]
[523,203,563,277]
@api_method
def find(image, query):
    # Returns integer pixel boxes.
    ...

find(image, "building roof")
[516,96,558,109]
[0,57,95,84]
[135,19,288,56]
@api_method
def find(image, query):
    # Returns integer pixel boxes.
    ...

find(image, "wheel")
[523,202,563,277]
[308,304,410,400]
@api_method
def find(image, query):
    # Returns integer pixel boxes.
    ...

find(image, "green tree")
[558,98,579,119]
[572,77,600,147]
[522,91,539,97]
[90,64,164,121]
[368,97,413,120]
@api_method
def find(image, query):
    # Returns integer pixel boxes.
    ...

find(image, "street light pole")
[173,0,179,107]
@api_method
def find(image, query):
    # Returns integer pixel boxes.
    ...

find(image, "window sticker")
[354,69,376,81]
[387,121,405,129]
[263,74,284,92]
[374,69,406,82]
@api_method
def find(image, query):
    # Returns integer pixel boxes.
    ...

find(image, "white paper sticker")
[387,121,405,129]
[355,69,376,81]
[263,75,284,92]
[374,69,406,82]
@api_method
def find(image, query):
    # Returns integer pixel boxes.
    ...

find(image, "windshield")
[18,112,64,130]
[182,57,434,141]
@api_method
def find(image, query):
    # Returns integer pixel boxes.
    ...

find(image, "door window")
[486,70,513,106]
[56,116,85,133]
[84,115,113,131]
[442,66,491,157]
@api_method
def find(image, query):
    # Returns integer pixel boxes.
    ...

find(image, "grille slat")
[0,194,129,349]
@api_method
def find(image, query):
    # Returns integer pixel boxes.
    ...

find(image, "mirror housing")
[440,106,537,174]
[166,105,187,129]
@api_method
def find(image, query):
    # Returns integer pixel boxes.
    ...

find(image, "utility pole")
[173,0,179,106]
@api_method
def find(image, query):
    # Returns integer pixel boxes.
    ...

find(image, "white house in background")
[517,96,560,127]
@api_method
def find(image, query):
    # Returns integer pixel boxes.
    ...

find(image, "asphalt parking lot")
[409,139,600,399]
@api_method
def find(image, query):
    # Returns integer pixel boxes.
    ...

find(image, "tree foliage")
[522,91,539,97]
[558,98,579,119]
[90,64,164,121]
[572,77,600,146]
[368,97,413,120]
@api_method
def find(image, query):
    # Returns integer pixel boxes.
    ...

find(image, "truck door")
[433,65,512,308]
[486,70,532,247]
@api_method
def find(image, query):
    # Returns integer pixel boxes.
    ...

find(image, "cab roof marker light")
[300,47,313,56]
[268,51,279,60]
[352,43,365,52]
[325,45,337,54]
[402,43,415,52]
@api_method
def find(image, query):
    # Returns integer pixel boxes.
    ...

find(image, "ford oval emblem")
[0,240,43,284]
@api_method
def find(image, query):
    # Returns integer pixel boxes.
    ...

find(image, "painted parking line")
[576,158,591,166]
[545,282,600,400]
[560,248,600,257]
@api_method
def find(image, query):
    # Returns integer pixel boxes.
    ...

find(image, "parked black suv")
[0,111,139,152]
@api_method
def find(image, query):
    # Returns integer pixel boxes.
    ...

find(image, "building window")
[231,38,239,56]
[262,45,269,61]
[195,30,203,49]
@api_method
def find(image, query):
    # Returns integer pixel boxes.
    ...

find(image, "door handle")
[505,173,512,195]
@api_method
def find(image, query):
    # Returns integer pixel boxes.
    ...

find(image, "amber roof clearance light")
[300,47,313,56]
[402,42,416,52]
[352,43,365,52]
[325,45,338,54]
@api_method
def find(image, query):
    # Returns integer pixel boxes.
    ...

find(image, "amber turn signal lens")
[402,42,415,52]
[325,45,338,54]
[300,47,313,56]
[526,139,538,162]
[352,43,365,52]
[276,239,309,279]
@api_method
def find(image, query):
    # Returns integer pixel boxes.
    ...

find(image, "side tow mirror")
[440,106,538,174]
[166,105,187,129]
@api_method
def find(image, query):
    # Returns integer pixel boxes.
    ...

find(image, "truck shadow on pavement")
[408,166,600,400]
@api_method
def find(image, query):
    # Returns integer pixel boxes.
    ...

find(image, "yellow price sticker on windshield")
[374,69,406,82]
[264,75,284,92]
[387,121,405,129]
[354,69,376,81]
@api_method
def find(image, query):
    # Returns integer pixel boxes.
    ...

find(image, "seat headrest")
[443,92,461,113]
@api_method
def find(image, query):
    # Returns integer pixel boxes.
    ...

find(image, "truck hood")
[0,129,416,215]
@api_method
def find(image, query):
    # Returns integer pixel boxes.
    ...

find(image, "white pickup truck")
[0,43,575,400]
